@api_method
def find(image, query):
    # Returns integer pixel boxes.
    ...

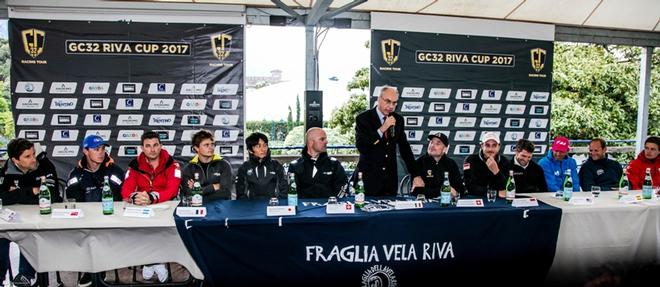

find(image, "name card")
[456,199,484,207]
[0,208,17,222]
[51,208,84,219]
[568,196,594,205]
[266,206,296,216]
[326,202,356,214]
[176,207,207,217]
[512,198,539,207]
[392,201,424,210]
[619,194,642,204]
[123,206,154,218]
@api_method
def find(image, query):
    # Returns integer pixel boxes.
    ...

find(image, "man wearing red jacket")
[627,136,660,190]
[121,131,181,205]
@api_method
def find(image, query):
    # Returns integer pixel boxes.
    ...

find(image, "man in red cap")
[626,136,660,189]
[539,136,580,193]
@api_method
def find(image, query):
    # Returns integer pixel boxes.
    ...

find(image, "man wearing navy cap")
[414,132,464,198]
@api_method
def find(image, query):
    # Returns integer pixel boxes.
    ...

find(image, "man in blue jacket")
[539,136,580,193]
[578,138,623,191]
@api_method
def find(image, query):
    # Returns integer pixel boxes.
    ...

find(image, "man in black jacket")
[0,138,60,286]
[463,132,510,197]
[236,132,287,199]
[415,132,464,198]
[66,135,124,202]
[509,139,548,193]
[355,86,422,196]
[289,127,347,198]
[181,130,233,201]
[579,138,623,191]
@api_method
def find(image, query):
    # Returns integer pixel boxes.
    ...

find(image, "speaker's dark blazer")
[355,107,420,196]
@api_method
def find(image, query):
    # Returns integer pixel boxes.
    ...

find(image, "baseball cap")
[480,132,500,144]
[427,132,449,146]
[552,136,570,152]
[83,135,109,149]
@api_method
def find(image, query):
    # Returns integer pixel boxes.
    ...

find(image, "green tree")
[328,67,370,140]
[295,94,301,124]
[287,105,293,129]
[347,67,369,92]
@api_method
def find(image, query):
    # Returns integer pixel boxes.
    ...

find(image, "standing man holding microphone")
[355,86,423,196]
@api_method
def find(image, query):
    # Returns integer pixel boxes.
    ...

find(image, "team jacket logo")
[381,39,400,65]
[531,48,546,72]
[22,28,46,58]
[211,34,232,60]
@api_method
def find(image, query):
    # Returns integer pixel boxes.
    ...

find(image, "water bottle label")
[39,198,51,208]
[506,190,515,200]
[563,188,573,201]
[192,194,203,206]
[287,194,298,206]
[355,193,365,204]
[102,200,113,212]
[642,186,653,199]
[440,192,451,204]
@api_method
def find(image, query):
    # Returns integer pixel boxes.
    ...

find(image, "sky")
[245,26,370,121]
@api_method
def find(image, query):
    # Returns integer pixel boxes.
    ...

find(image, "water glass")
[181,196,192,207]
[0,198,3,210]
[415,194,426,202]
[268,197,279,206]
[590,186,601,198]
[327,196,338,205]
[487,189,497,203]
[65,198,76,209]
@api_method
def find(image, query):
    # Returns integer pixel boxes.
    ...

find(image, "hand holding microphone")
[381,116,396,138]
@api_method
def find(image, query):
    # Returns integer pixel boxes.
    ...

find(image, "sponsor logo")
[117,130,143,141]
[119,146,140,157]
[506,91,526,101]
[49,82,77,94]
[148,99,175,110]
[52,130,79,141]
[480,118,501,128]
[454,117,476,127]
[456,89,477,100]
[22,28,45,58]
[212,84,239,95]
[455,145,475,155]
[211,33,232,61]
[213,115,239,126]
[212,130,239,142]
[428,88,451,99]
[53,114,75,125]
[503,145,516,155]
[50,98,77,109]
[83,114,110,126]
[400,102,424,113]
[406,130,423,141]
[117,98,143,110]
[505,132,525,141]
[529,131,548,142]
[85,130,112,141]
[16,98,45,109]
[481,90,502,100]
[149,115,176,126]
[529,118,548,129]
[428,116,450,127]
[52,145,79,157]
[480,104,501,114]
[116,115,143,126]
[82,82,110,94]
[115,83,142,94]
[147,83,175,94]
[531,105,547,115]
[181,99,207,110]
[401,87,424,98]
[20,130,45,141]
[454,131,476,141]
[505,118,525,128]
[531,48,546,72]
[428,102,449,113]
[404,116,422,127]
[213,99,239,110]
[455,103,477,113]
[381,39,401,66]
[410,144,423,155]
[505,104,526,115]
[155,130,175,141]
[85,98,108,109]
[530,92,550,102]
[534,145,547,154]
[17,114,45,126]
[15,81,44,93]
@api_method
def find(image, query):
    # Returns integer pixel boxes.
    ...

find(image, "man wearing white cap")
[463,132,510,197]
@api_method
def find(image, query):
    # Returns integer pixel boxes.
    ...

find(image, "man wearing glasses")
[181,129,233,201]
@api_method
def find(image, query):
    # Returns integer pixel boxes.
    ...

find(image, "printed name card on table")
[618,194,642,204]
[176,207,207,217]
[392,201,424,210]
[266,206,296,216]
[51,208,84,219]
[456,199,484,207]
[568,196,594,205]
[0,208,17,222]
[123,206,154,218]
[512,198,539,207]
[326,202,355,214]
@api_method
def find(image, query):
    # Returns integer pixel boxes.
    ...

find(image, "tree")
[328,67,370,139]
[295,94,301,124]
[347,67,369,92]
[287,105,293,130]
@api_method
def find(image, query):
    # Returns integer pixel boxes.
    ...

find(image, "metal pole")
[635,47,653,154]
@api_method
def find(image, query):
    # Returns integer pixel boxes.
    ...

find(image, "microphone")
[388,115,395,138]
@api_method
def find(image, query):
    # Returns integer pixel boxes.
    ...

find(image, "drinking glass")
[590,186,601,198]
[327,196,338,205]
[416,194,426,202]
[0,198,3,210]
[268,197,279,206]
[487,189,497,203]
[65,198,76,209]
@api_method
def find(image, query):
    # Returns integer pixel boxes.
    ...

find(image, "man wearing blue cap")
[65,135,124,286]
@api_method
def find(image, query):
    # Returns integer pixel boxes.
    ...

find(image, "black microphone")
[388,116,395,138]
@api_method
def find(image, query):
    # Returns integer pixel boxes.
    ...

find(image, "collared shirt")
[375,106,386,138]
[514,156,529,170]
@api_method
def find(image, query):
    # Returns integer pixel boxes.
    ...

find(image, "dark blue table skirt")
[175,196,561,286]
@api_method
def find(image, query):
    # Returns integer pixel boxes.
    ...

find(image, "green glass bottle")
[440,172,451,207]
[287,173,298,206]
[506,170,516,204]
[39,176,51,215]
[355,172,365,208]
[102,176,114,215]
[191,172,203,207]
[618,169,630,199]
[642,168,653,200]
[562,169,573,201]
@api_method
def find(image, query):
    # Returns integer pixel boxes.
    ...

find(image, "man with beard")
[509,139,547,193]
[463,132,510,197]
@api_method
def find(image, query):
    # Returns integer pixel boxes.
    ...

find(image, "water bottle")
[440,172,451,207]
[102,176,113,215]
[287,173,298,207]
[562,169,573,201]
[618,169,630,199]
[506,170,516,204]
[39,176,51,215]
[191,173,203,206]
[355,172,365,208]
[642,168,653,200]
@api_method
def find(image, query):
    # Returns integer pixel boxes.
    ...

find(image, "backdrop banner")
[10,19,244,179]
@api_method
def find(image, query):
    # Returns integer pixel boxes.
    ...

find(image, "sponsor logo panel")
[49,82,77,94]
[115,83,143,94]
[52,145,79,157]
[50,98,78,109]
[52,129,79,141]
[117,130,144,141]
[212,115,240,126]
[399,101,424,113]
[18,130,46,141]
[405,130,423,141]
[404,116,423,127]
[15,81,44,94]
[454,103,477,113]
[16,98,45,109]
[85,130,112,141]
[82,82,110,94]
[149,114,176,126]
[83,98,110,110]
[455,89,477,100]
[506,91,527,101]
[181,99,207,110]
[428,88,451,99]
[147,83,175,94]
[401,87,424,98]
[148,99,175,110]
[480,90,502,100]
[427,102,450,113]
[212,84,239,95]
[82,114,110,126]
[116,98,143,110]
[180,83,207,95]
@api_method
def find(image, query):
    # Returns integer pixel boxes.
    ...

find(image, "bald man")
[288,127,347,198]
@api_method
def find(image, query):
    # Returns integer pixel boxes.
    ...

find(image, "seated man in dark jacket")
[181,130,233,201]
[463,132,510,197]
[509,139,548,193]
[289,127,347,198]
[0,138,60,286]
[579,138,623,191]
[414,132,464,198]
[236,132,287,199]
[67,135,124,202]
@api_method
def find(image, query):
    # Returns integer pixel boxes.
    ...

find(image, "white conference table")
[0,201,203,279]
[529,191,660,285]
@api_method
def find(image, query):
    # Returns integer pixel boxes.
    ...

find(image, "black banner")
[10,19,244,179]
[371,30,553,166]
